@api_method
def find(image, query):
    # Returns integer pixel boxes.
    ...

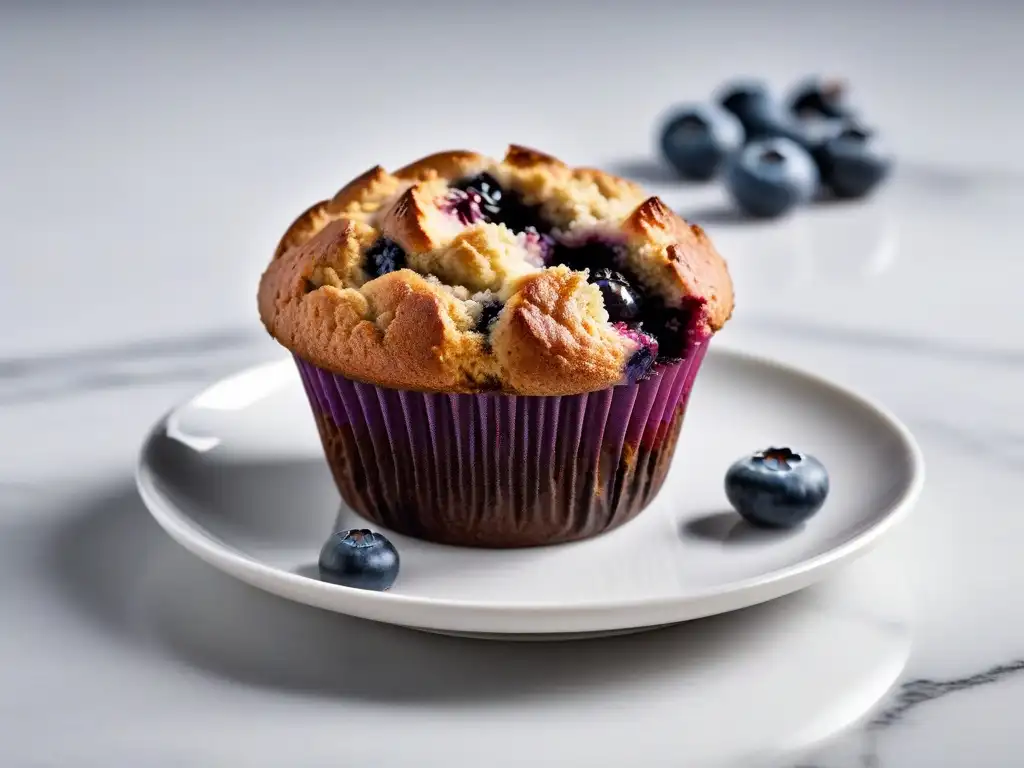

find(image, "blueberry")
[659,104,744,181]
[788,77,856,120]
[641,297,701,362]
[318,529,400,591]
[725,447,829,529]
[626,345,656,382]
[815,125,893,200]
[474,298,503,333]
[716,79,794,142]
[614,322,659,382]
[442,188,485,225]
[787,116,847,158]
[522,229,555,264]
[549,237,622,273]
[365,237,407,278]
[592,268,641,322]
[724,138,819,218]
[453,173,551,235]
[454,173,503,216]
[717,80,774,128]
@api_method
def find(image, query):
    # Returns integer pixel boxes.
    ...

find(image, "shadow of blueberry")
[682,510,805,545]
[680,204,760,227]
[603,157,697,186]
[810,187,864,206]
[292,563,321,581]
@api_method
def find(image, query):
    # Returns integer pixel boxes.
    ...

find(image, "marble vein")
[0,328,268,406]
[795,660,1024,768]
[0,364,255,406]
[869,659,1024,731]
[0,327,261,381]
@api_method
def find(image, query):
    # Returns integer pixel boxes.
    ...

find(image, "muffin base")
[296,344,709,548]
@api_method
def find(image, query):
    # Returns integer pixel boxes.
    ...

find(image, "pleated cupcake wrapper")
[295,340,710,548]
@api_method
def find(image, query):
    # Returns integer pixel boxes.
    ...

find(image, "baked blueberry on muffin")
[259,145,734,547]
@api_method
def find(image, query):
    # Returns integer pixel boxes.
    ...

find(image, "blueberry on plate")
[591,268,642,322]
[659,104,744,181]
[787,76,856,121]
[318,529,400,591]
[724,137,819,218]
[725,447,829,529]
[815,125,893,200]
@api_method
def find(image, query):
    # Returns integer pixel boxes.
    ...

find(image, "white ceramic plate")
[136,348,924,637]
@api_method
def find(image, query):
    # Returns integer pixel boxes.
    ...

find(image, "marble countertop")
[3,2,1023,766]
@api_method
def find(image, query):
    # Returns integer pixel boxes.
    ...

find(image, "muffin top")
[258,145,734,395]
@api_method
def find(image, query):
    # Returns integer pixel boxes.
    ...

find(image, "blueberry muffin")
[259,145,733,547]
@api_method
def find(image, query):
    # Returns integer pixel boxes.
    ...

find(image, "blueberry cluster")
[659,77,893,218]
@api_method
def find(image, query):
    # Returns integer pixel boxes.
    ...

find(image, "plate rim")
[136,346,925,633]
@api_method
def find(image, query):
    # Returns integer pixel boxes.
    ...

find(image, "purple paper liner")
[295,340,711,548]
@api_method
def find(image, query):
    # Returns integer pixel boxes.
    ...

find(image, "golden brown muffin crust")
[272,200,331,261]
[259,145,734,394]
[621,197,734,329]
[393,150,490,182]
